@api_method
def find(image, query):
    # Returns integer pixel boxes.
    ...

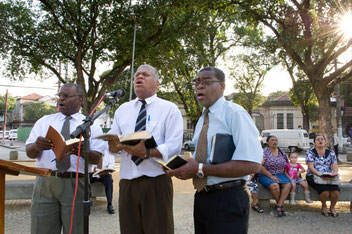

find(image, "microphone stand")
[70,97,120,234]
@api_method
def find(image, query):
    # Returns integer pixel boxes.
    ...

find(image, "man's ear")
[156,81,160,89]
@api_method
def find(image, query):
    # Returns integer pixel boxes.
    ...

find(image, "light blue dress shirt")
[192,96,263,185]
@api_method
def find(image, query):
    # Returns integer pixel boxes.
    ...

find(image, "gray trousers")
[31,176,84,234]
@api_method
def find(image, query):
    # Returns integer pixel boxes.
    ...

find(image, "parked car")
[4,131,10,139]
[183,140,195,151]
[9,129,17,140]
[261,129,310,151]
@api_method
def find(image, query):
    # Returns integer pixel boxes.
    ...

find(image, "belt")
[203,180,245,192]
[51,171,84,178]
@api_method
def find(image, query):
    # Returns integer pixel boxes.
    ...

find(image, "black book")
[209,133,236,164]
[157,155,187,170]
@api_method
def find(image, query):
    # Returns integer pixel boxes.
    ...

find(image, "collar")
[135,94,157,105]
[58,112,81,121]
[202,96,226,114]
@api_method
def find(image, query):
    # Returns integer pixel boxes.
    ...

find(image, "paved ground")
[1,140,352,233]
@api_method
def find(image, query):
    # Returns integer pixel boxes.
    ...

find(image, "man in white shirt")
[90,149,116,214]
[26,83,105,234]
[108,64,183,234]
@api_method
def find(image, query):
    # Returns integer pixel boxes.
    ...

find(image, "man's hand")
[34,136,53,152]
[108,137,122,153]
[166,158,198,180]
[120,140,146,158]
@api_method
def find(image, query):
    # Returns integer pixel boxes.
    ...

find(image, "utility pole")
[129,13,137,101]
[335,59,343,144]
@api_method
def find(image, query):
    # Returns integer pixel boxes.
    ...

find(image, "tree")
[231,53,271,115]
[235,0,352,147]
[0,0,202,115]
[281,54,318,131]
[23,102,56,122]
[0,94,16,113]
[145,1,264,126]
[267,91,289,101]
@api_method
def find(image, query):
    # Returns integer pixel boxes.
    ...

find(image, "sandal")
[280,207,287,216]
[329,208,338,217]
[321,209,329,217]
[251,204,264,213]
[272,205,283,217]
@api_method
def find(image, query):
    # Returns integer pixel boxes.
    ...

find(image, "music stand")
[0,159,51,234]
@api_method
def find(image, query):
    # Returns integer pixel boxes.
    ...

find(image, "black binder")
[209,134,236,164]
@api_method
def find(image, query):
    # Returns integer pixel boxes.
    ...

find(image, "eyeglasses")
[192,78,221,87]
[57,93,80,99]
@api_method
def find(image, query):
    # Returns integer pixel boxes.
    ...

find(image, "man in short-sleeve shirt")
[167,67,263,234]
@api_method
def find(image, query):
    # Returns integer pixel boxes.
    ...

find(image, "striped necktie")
[57,115,72,172]
[193,108,209,192]
[132,100,147,165]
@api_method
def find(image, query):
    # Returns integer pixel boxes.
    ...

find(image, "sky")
[0,64,293,98]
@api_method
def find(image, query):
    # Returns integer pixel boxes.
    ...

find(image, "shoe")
[304,191,313,203]
[272,205,283,217]
[321,209,329,217]
[329,212,338,217]
[251,204,264,213]
[107,205,115,214]
[289,192,296,205]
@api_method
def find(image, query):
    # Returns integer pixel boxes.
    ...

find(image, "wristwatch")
[144,147,150,159]
[196,163,204,178]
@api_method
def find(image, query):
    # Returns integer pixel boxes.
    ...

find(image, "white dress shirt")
[109,94,183,180]
[26,112,105,173]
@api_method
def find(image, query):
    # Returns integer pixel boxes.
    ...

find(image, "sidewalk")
[2,141,352,233]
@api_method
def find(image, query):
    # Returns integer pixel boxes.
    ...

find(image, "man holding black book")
[108,64,183,234]
[25,83,105,234]
[167,67,263,234]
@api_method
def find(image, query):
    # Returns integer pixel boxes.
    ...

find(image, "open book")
[157,155,187,170]
[92,168,116,177]
[95,130,157,148]
[320,172,338,178]
[45,126,83,161]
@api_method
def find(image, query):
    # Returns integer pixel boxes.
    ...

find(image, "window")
[187,120,193,130]
[287,113,293,129]
[277,113,284,129]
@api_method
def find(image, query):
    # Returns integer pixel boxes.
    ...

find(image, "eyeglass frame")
[56,93,81,99]
[192,78,222,87]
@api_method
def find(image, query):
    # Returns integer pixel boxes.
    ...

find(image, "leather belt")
[203,180,245,192]
[51,171,84,178]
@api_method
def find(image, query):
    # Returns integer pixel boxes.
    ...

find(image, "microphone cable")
[69,94,105,234]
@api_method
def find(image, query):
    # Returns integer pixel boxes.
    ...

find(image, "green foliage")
[23,102,56,122]
[231,52,272,115]
[267,91,289,101]
[0,94,16,113]
[289,78,319,122]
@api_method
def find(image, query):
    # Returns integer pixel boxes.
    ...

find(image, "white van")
[9,129,17,140]
[261,129,310,151]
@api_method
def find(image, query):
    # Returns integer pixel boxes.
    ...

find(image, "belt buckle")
[54,171,58,178]
[204,186,209,192]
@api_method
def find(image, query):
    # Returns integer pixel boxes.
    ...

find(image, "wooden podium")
[0,159,51,234]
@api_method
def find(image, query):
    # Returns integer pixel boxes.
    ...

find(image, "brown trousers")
[119,174,174,234]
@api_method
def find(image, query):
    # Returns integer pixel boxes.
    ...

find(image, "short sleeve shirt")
[262,147,288,175]
[285,163,303,179]
[305,148,337,176]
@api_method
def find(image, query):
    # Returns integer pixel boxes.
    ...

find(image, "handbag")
[313,174,340,185]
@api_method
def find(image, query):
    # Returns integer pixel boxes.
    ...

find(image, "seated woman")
[306,134,340,217]
[258,135,291,217]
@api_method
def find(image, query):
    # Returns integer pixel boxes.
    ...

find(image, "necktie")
[132,100,147,165]
[193,108,209,192]
[57,115,72,172]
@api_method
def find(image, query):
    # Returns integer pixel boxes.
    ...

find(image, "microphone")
[104,88,126,98]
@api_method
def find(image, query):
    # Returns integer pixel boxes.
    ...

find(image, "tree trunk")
[317,93,334,149]
[301,106,310,132]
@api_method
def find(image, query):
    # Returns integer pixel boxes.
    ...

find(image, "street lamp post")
[334,59,343,145]
[129,13,137,101]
